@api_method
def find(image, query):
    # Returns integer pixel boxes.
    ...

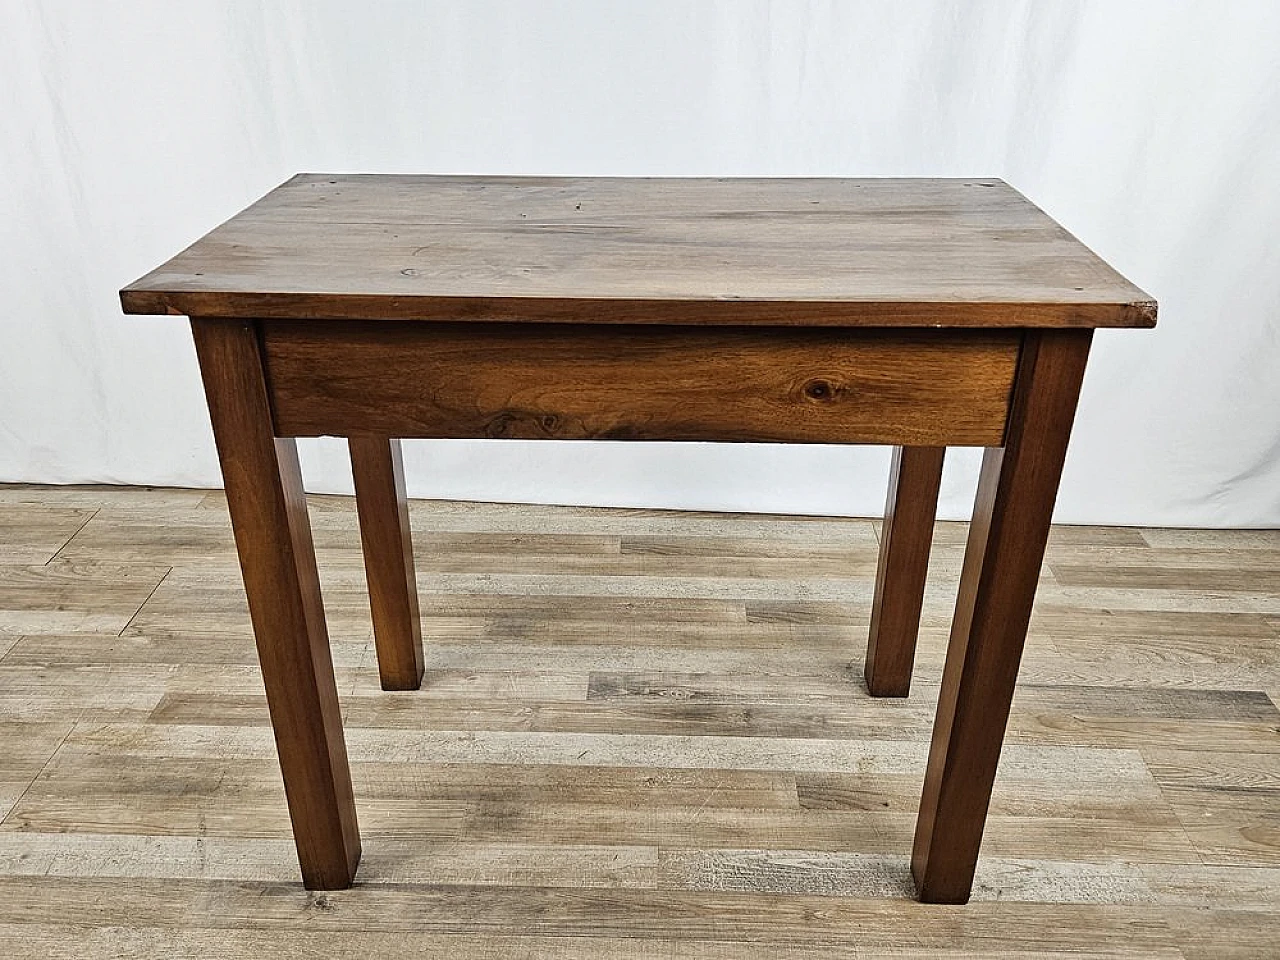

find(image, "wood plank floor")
[0,482,1277,958]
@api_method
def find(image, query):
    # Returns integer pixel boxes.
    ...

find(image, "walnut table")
[121,175,1155,903]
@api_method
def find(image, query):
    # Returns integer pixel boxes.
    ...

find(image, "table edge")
[118,289,1158,329]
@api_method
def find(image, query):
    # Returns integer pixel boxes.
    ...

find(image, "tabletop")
[120,175,1154,328]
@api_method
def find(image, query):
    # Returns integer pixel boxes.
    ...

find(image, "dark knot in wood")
[484,410,564,438]
[803,378,839,401]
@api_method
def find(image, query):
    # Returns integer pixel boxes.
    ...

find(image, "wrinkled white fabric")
[2,0,1277,525]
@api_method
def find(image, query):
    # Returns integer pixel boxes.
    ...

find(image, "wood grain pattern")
[189,319,360,889]
[119,175,1155,329]
[349,438,424,691]
[0,485,1278,957]
[864,446,945,697]
[913,330,1094,904]
[261,321,1019,445]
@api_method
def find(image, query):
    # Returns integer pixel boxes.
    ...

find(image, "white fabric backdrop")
[2,0,1278,526]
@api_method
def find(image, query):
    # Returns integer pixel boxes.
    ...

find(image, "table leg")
[865,446,945,697]
[350,437,425,690]
[911,330,1091,904]
[190,318,361,890]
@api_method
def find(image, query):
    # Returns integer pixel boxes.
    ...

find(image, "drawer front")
[261,320,1019,446]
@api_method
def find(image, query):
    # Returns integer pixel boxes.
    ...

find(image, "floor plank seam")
[116,566,172,638]
[0,718,79,829]
[0,635,25,667]
[45,507,100,565]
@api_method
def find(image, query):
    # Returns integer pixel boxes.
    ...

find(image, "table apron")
[257,320,1021,446]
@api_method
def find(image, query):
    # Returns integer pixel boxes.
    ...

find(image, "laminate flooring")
[0,483,1277,958]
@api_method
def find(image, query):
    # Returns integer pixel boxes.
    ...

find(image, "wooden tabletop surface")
[121,175,1154,328]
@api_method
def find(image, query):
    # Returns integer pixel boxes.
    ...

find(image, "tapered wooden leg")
[865,446,945,697]
[190,318,360,890]
[349,437,425,690]
[912,330,1092,904]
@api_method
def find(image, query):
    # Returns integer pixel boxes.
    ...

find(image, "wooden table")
[121,175,1155,903]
